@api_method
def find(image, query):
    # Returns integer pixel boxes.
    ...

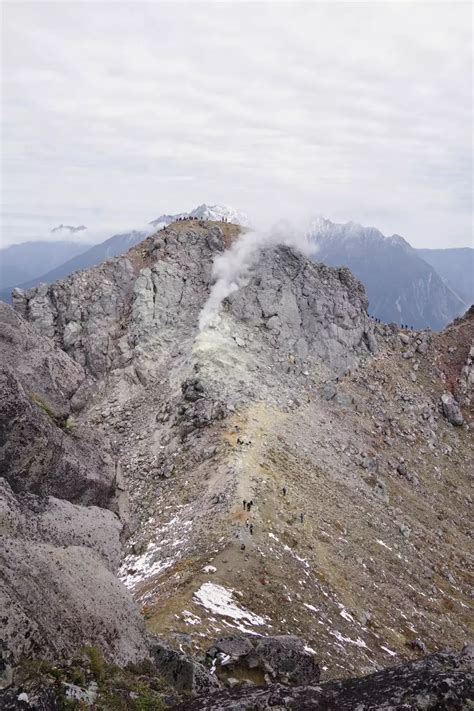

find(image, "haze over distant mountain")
[307,217,467,330]
[416,247,474,306]
[0,230,148,303]
[0,240,89,289]
[0,205,249,303]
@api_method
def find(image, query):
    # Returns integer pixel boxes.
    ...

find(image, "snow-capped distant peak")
[148,204,250,230]
[306,216,411,250]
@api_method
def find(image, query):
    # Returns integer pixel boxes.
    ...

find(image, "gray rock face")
[0,302,117,506]
[13,227,375,381]
[0,367,116,505]
[0,535,149,676]
[0,303,149,685]
[177,646,474,710]
[440,392,464,426]
[0,301,84,415]
[0,478,121,570]
[151,642,220,695]
[13,257,137,378]
[227,248,372,374]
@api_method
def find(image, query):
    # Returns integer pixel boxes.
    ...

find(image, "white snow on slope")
[330,630,368,648]
[193,582,267,627]
[119,515,192,589]
[119,542,177,588]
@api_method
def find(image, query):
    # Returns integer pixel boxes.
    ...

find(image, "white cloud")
[1,1,472,248]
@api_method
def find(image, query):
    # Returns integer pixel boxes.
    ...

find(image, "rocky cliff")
[2,219,473,707]
[0,302,149,688]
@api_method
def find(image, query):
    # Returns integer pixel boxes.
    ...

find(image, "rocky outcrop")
[0,367,116,505]
[0,303,116,505]
[0,303,149,686]
[152,641,220,695]
[12,257,137,378]
[227,247,373,374]
[13,223,375,382]
[0,478,121,570]
[207,635,320,686]
[177,646,474,710]
[1,519,149,680]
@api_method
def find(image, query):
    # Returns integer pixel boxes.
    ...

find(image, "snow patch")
[194,583,268,627]
[182,610,202,626]
[339,608,355,623]
[330,630,368,648]
[119,542,176,588]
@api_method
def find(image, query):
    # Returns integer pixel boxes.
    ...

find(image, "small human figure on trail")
[243,499,247,510]
[282,486,286,497]
[245,519,249,528]
[241,543,246,551]
[246,502,251,512]
[300,512,304,524]
[249,500,253,508]
[249,524,254,535]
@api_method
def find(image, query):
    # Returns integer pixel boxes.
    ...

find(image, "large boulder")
[206,635,320,686]
[441,392,464,426]
[0,478,121,570]
[251,636,320,685]
[0,480,149,687]
[151,642,220,695]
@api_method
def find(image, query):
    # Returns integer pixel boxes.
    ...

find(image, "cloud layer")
[1,1,472,247]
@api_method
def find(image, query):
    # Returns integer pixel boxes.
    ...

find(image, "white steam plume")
[198,220,314,331]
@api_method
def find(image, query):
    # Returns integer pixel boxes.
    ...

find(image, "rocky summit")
[1,218,473,709]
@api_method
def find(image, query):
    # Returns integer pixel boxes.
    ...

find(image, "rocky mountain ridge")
[3,207,470,334]
[1,218,472,708]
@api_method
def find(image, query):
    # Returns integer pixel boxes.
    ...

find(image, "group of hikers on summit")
[175,215,230,222]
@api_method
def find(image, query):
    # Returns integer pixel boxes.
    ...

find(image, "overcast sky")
[1,1,472,248]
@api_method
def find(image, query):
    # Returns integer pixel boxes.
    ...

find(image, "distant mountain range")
[1,206,471,330]
[0,205,248,303]
[0,240,90,289]
[0,231,147,303]
[307,217,470,330]
[417,247,474,306]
